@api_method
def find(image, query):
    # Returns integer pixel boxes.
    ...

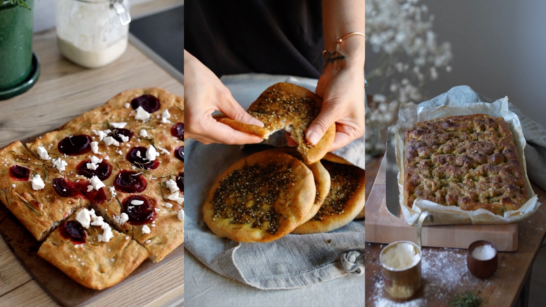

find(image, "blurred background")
[366,0,546,128]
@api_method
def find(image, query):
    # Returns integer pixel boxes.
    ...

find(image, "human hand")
[184,50,264,145]
[286,50,365,151]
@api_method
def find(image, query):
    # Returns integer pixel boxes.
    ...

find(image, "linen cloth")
[184,74,366,290]
[419,85,546,191]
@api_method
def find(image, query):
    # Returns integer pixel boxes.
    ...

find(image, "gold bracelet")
[336,31,365,44]
[322,32,365,55]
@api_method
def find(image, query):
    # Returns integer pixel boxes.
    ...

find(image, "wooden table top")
[0,29,184,306]
[365,154,546,306]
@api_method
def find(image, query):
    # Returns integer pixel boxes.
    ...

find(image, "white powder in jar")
[471,244,496,260]
[382,242,421,269]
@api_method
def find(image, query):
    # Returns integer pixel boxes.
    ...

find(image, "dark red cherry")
[77,160,113,180]
[122,195,157,225]
[111,128,134,143]
[87,188,107,204]
[171,123,184,140]
[9,165,30,181]
[176,173,184,192]
[131,95,160,113]
[175,146,184,162]
[127,147,160,170]
[53,178,84,198]
[114,170,147,193]
[73,180,108,204]
[60,220,86,244]
[58,135,92,156]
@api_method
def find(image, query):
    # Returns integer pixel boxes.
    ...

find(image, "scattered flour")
[369,248,484,306]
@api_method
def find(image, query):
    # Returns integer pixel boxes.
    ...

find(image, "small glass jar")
[56,0,131,68]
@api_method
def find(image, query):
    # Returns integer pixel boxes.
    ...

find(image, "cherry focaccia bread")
[93,176,184,263]
[404,114,528,215]
[38,207,149,290]
[293,153,365,234]
[215,82,335,164]
[203,151,316,243]
[0,88,183,288]
[0,141,88,241]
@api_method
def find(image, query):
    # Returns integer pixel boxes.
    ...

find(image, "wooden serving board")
[365,157,518,251]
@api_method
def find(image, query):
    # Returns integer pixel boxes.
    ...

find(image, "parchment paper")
[395,98,540,225]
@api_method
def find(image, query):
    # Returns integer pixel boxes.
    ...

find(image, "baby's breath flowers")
[365,0,453,158]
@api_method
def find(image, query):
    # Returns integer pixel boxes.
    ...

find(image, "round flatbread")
[215,82,335,164]
[267,147,331,224]
[293,153,365,234]
[203,151,316,243]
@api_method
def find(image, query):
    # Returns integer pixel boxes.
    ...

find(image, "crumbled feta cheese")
[90,156,102,164]
[140,129,148,138]
[12,184,15,188]
[37,147,51,160]
[157,146,170,155]
[145,240,151,244]
[131,200,144,205]
[166,179,179,193]
[91,141,99,154]
[177,209,184,221]
[135,106,151,121]
[76,208,92,228]
[120,135,129,142]
[86,156,103,170]
[146,145,158,161]
[90,176,105,191]
[142,225,151,234]
[167,191,184,205]
[103,136,120,146]
[31,174,45,190]
[86,162,98,170]
[110,122,127,128]
[98,223,114,243]
[114,212,129,225]
[124,103,130,109]
[161,109,172,123]
[52,158,67,172]
[94,129,111,141]
[91,216,105,227]
[164,203,173,209]
[109,186,117,196]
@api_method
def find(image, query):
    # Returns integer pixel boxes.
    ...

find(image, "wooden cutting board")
[365,157,518,251]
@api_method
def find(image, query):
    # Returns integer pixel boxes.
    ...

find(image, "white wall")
[33,0,154,32]
[367,0,546,129]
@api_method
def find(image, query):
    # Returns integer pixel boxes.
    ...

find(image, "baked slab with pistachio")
[404,114,527,215]
[0,88,184,289]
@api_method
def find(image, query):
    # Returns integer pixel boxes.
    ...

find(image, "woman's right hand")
[184,50,264,145]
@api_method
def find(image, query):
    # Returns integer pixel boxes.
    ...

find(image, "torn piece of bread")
[215,82,335,164]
